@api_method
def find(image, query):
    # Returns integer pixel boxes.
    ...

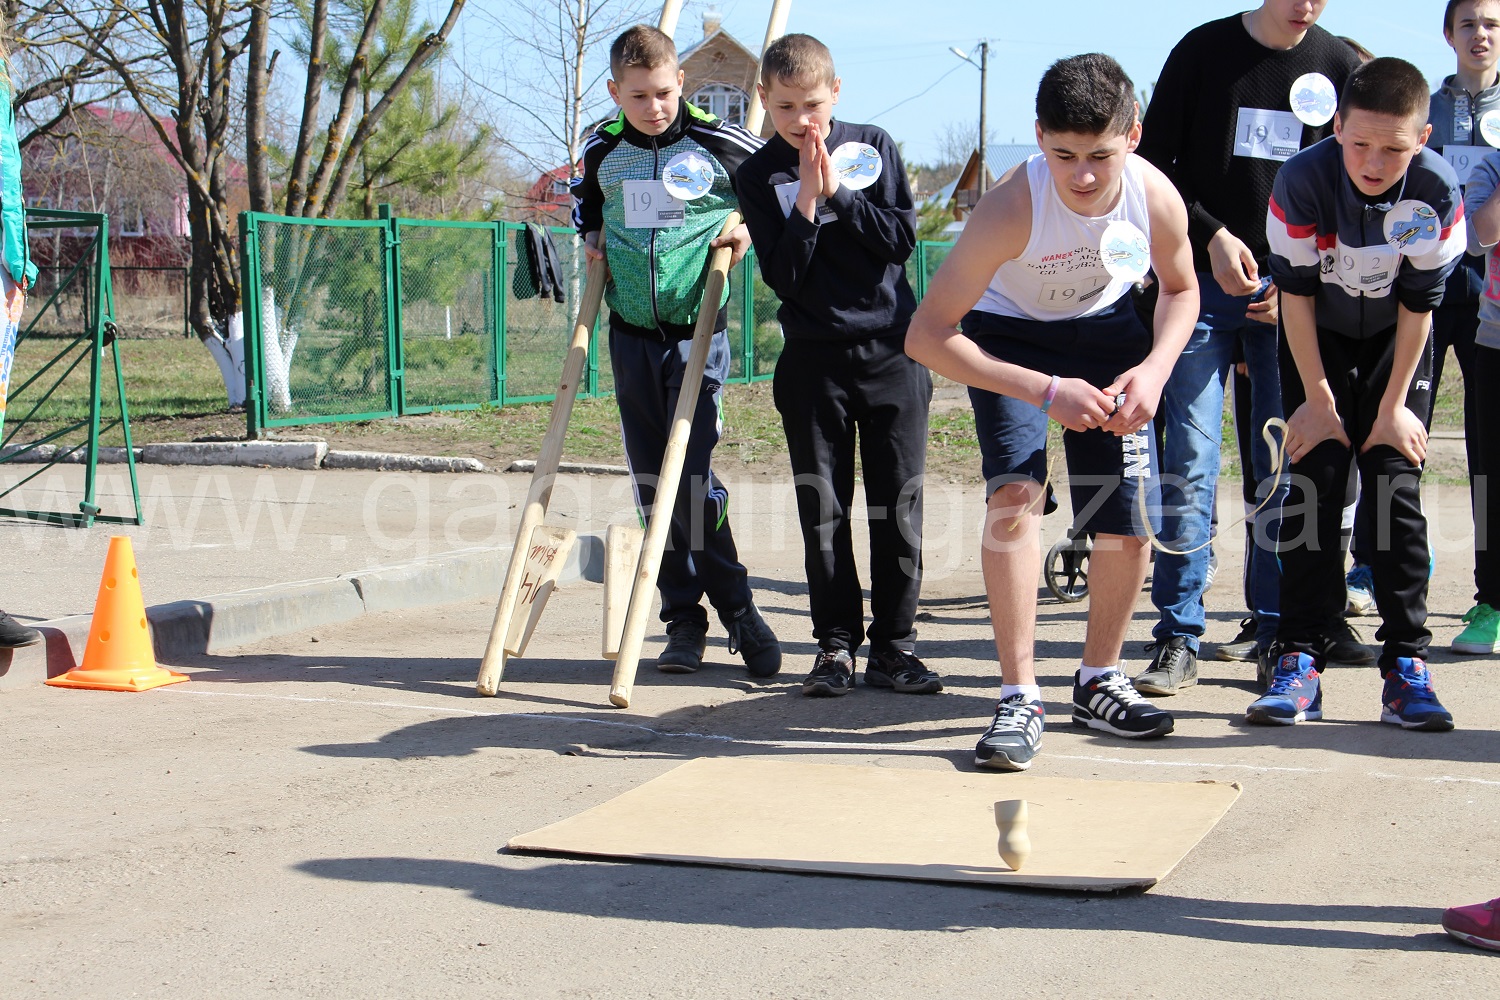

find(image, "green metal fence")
[239,208,956,434]
[0,208,144,528]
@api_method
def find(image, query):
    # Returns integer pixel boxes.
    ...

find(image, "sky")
[454,0,1459,169]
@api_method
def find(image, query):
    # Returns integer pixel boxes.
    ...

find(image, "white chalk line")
[170,687,1500,786]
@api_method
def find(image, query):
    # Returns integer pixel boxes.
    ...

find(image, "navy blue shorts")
[961,299,1161,538]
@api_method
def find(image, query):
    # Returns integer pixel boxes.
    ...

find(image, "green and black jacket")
[575,102,761,338]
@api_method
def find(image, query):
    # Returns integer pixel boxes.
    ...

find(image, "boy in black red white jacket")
[1258,57,1465,732]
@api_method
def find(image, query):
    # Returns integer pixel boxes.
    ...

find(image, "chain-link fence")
[239,209,957,434]
[243,217,395,425]
[398,221,497,411]
[112,266,190,338]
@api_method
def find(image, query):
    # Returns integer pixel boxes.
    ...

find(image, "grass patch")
[3,327,1471,485]
[5,334,236,448]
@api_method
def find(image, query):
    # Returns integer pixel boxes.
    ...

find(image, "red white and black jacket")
[1267,137,1466,339]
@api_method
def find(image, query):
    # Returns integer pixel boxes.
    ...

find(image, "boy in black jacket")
[738,34,937,698]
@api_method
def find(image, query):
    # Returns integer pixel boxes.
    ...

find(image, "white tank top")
[974,153,1152,322]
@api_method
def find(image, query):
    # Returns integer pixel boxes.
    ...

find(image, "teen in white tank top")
[974,153,1152,322]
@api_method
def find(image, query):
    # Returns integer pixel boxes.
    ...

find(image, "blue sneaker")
[1345,563,1375,616]
[1246,653,1323,725]
[1380,658,1454,731]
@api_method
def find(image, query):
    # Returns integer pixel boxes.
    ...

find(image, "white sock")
[1001,683,1042,703]
[1078,665,1119,684]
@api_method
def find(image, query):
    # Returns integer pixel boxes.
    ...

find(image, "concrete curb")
[3,439,634,476]
[507,459,629,476]
[0,532,605,690]
[142,441,328,470]
[323,450,488,473]
[1,444,141,464]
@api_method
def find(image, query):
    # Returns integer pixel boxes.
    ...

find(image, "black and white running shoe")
[1072,670,1174,739]
[974,694,1045,771]
[802,649,855,697]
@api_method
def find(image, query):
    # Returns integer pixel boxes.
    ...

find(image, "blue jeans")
[1152,275,1287,652]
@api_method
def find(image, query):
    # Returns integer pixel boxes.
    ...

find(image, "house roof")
[929,144,1036,207]
[677,27,759,64]
[83,104,247,181]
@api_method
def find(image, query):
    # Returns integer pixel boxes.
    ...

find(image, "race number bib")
[773,180,838,223]
[622,179,685,228]
[1235,107,1303,162]
[1443,145,1486,185]
[1334,245,1396,293]
[1037,276,1109,308]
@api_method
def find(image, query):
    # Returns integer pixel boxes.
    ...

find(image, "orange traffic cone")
[45,536,188,692]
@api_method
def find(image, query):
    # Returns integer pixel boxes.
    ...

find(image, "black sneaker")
[1134,636,1198,696]
[1256,647,1277,692]
[1072,670,1175,739]
[864,648,943,694]
[1215,618,1259,662]
[655,619,707,673]
[974,695,1046,771]
[1318,621,1374,665]
[0,610,41,649]
[802,649,854,697]
[724,604,781,678]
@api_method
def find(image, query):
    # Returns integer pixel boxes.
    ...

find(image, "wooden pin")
[994,799,1031,871]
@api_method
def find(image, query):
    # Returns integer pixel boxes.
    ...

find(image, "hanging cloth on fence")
[512,223,566,304]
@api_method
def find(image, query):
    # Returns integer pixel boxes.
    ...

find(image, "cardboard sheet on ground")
[508,758,1241,892]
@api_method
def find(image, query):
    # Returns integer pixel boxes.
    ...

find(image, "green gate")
[0,209,142,528]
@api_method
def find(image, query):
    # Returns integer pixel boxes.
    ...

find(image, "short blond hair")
[610,25,678,80]
[761,34,835,89]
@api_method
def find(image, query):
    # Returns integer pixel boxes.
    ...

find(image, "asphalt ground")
[3,461,1497,998]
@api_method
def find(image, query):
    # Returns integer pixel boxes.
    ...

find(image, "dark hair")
[761,33,836,89]
[1340,36,1375,63]
[610,25,677,80]
[1035,53,1137,137]
[1446,1,1467,35]
[1338,57,1431,123]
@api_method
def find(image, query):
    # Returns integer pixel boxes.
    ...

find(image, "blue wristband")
[1040,375,1060,414]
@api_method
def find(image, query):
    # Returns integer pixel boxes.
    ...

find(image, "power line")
[868,62,966,121]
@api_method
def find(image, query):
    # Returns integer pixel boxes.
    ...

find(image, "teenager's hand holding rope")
[1102,361,1167,436]
[1048,377,1116,433]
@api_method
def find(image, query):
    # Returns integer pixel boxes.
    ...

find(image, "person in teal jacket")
[0,53,44,652]
[0,54,37,434]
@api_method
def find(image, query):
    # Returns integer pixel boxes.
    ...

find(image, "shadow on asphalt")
[162,574,1498,769]
[292,675,1500,770]
[292,854,1465,950]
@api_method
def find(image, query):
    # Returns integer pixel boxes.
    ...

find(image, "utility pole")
[978,40,989,196]
[951,41,991,200]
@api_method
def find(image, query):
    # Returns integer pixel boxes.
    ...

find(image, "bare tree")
[60,2,253,346]
[7,2,142,148]
[466,0,653,180]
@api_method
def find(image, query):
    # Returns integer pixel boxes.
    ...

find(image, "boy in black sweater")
[1134,1,1362,695]
[738,34,937,698]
